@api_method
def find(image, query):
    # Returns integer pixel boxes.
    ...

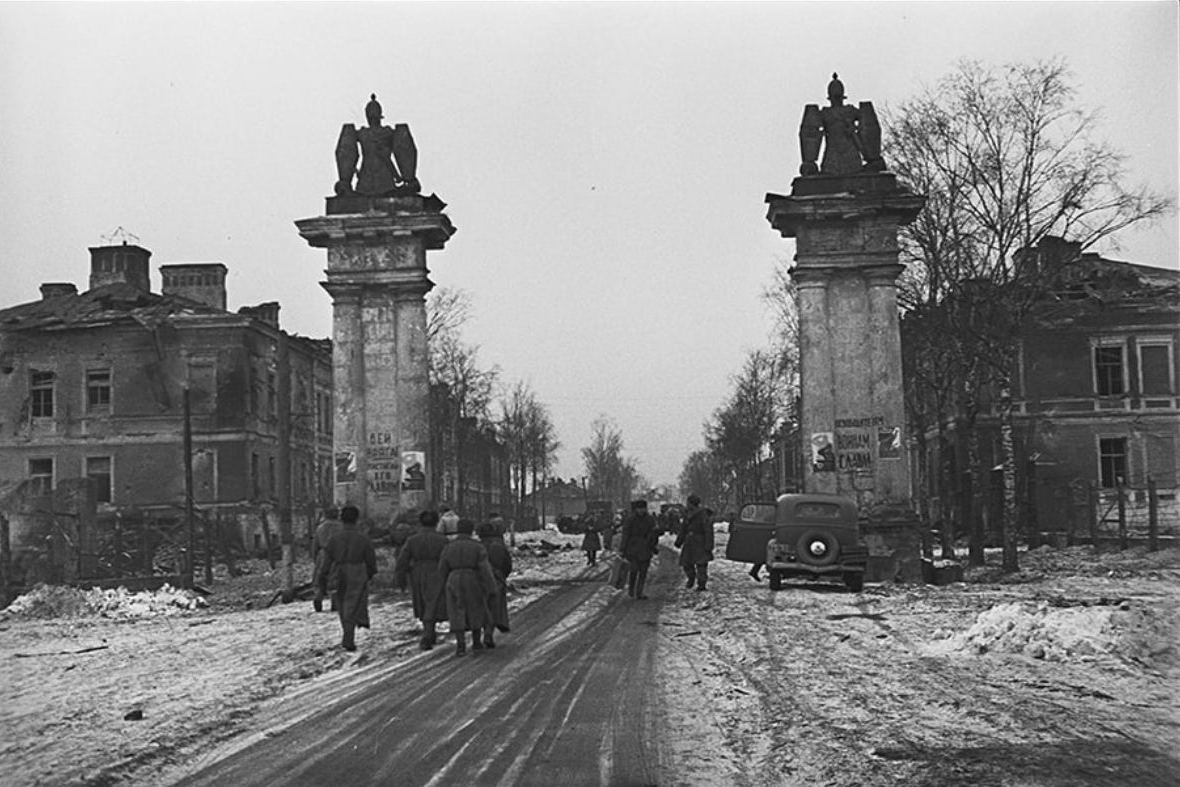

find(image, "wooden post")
[183,385,195,588]
[1087,482,1098,551]
[277,331,295,603]
[113,511,123,578]
[0,513,11,607]
[204,511,213,585]
[1148,477,1159,552]
[1065,485,1076,547]
[1117,481,1128,551]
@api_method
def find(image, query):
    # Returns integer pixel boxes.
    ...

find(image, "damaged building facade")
[909,238,1180,544]
[0,242,333,583]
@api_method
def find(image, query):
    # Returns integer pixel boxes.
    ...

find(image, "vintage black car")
[725,493,868,592]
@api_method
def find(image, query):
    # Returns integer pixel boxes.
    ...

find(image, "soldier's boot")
[695,564,709,591]
[636,573,648,599]
[472,630,486,651]
[483,625,496,649]
[420,620,436,651]
[454,632,467,657]
[684,567,696,589]
[341,623,357,652]
[313,597,323,613]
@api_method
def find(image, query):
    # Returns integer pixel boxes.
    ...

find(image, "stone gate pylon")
[296,94,455,522]
[765,74,926,581]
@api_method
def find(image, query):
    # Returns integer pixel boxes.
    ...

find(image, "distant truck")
[558,500,614,535]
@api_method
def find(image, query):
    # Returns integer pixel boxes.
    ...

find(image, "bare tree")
[581,416,639,510]
[426,287,499,508]
[705,350,787,505]
[887,58,1173,571]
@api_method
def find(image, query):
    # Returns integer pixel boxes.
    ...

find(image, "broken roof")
[0,282,224,333]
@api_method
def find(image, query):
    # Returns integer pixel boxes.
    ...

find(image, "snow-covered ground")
[0,532,591,787]
[655,538,1180,786]
[1,533,1177,786]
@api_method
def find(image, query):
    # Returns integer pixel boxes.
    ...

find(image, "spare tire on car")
[796,529,839,567]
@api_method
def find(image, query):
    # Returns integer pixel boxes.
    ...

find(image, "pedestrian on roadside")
[676,494,714,591]
[477,521,513,648]
[621,500,659,599]
[394,509,449,650]
[581,527,602,566]
[311,507,342,613]
[608,525,630,590]
[438,518,497,657]
[316,505,377,651]
[438,507,461,538]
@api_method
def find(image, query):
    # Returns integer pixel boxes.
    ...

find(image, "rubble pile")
[3,583,207,620]
[937,599,1177,666]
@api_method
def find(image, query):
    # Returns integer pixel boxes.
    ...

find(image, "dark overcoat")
[394,527,449,623]
[319,524,377,629]
[621,512,659,564]
[581,529,602,552]
[438,535,496,632]
[676,506,714,567]
[480,535,513,631]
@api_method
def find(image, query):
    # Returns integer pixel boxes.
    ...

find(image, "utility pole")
[278,331,295,602]
[183,385,195,589]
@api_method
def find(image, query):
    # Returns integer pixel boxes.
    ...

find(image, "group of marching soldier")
[312,507,512,656]
[311,494,714,655]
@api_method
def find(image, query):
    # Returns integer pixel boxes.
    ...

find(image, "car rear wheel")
[843,571,864,592]
[768,569,783,590]
[796,530,840,567]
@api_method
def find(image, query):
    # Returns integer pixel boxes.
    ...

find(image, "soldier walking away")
[394,509,449,650]
[478,521,514,648]
[311,507,342,613]
[581,527,602,566]
[316,505,377,651]
[438,519,498,657]
[676,494,714,591]
[621,500,659,599]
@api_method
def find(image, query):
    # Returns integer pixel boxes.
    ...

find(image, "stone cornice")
[295,209,455,251]
[765,186,926,240]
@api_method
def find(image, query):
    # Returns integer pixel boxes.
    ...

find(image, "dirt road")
[169,561,672,787]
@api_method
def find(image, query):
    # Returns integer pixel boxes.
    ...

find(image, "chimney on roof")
[160,263,228,311]
[89,242,152,292]
[40,283,78,301]
[238,301,280,329]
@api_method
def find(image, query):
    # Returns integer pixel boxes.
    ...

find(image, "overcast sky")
[1,1,1176,487]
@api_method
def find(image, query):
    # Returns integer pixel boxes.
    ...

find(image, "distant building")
[908,238,1179,541]
[0,242,333,567]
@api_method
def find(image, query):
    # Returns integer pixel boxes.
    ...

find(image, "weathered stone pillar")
[766,173,925,581]
[297,194,455,522]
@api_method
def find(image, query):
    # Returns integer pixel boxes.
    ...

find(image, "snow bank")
[2,583,207,620]
[932,600,1177,667]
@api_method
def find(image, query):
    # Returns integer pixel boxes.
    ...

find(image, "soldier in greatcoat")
[676,494,714,591]
[311,507,342,612]
[620,500,659,599]
[316,505,377,651]
[477,521,514,648]
[438,518,497,657]
[394,509,449,650]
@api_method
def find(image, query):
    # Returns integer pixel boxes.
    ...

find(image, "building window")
[268,456,276,498]
[30,370,55,418]
[252,453,261,498]
[1093,343,1126,396]
[1099,438,1128,488]
[1139,341,1174,395]
[28,458,53,496]
[87,368,112,412]
[86,456,113,503]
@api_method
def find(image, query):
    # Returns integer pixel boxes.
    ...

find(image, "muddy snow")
[2,534,1178,786]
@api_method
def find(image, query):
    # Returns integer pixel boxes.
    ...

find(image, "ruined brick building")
[0,242,334,561]
[907,238,1180,542]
